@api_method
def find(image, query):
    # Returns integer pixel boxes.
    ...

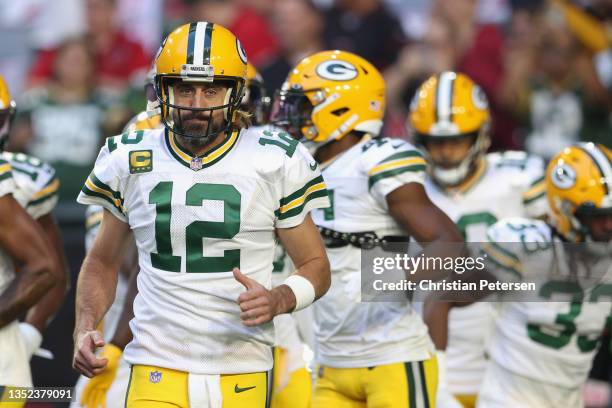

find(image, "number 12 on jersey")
[149,181,242,273]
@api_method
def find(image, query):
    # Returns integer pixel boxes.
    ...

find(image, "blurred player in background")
[274,49,464,408]
[474,143,612,407]
[409,71,549,408]
[73,22,330,408]
[0,74,64,405]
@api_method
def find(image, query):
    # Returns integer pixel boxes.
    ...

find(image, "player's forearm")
[74,254,118,335]
[0,259,55,329]
[423,300,451,350]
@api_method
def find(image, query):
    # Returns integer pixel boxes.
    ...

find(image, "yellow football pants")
[125,365,269,408]
[313,358,438,408]
[455,394,477,408]
[270,346,312,408]
[0,386,25,408]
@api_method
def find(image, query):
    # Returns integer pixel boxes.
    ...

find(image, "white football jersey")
[311,137,434,368]
[484,218,612,389]
[0,152,59,296]
[77,126,329,374]
[424,151,548,395]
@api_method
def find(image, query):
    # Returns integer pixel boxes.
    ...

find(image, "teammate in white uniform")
[72,22,331,408]
[476,143,612,407]
[0,74,58,402]
[408,72,549,407]
[274,50,464,408]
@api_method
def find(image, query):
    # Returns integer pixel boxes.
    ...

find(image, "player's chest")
[123,169,277,231]
[426,178,525,240]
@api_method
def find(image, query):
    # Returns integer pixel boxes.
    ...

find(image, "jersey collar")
[164,128,241,171]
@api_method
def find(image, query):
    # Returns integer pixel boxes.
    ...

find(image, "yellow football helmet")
[242,62,269,126]
[0,74,16,150]
[273,50,385,145]
[155,22,247,141]
[409,71,490,187]
[546,143,612,242]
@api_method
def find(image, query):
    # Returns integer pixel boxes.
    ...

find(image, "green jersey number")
[149,181,241,273]
[528,281,612,352]
[456,211,498,240]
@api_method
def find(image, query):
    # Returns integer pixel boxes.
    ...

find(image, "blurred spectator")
[186,0,279,67]
[116,0,164,55]
[499,5,611,158]
[434,0,517,150]
[0,0,84,97]
[27,0,150,94]
[260,0,324,96]
[383,15,455,138]
[323,0,405,70]
[9,37,124,203]
[383,0,432,40]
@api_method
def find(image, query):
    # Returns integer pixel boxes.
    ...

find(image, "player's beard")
[173,109,226,148]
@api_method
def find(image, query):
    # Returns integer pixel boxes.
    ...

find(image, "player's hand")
[73,329,107,378]
[80,343,122,408]
[234,267,281,326]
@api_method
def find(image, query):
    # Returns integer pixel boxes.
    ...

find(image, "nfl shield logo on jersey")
[190,157,203,171]
[149,370,162,383]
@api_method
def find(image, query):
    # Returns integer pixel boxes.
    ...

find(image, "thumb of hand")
[233,267,254,290]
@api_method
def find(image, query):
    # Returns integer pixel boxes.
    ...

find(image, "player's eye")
[176,85,195,96]
[204,88,220,97]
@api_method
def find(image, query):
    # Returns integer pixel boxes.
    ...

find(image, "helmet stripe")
[436,71,456,124]
[186,22,197,65]
[203,23,213,65]
[193,22,207,65]
[578,143,611,195]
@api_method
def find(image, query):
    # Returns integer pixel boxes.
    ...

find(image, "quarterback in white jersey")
[476,143,612,407]
[0,74,57,395]
[274,50,464,408]
[73,22,330,408]
[409,72,549,407]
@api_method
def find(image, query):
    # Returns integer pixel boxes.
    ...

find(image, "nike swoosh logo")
[234,384,256,393]
[310,162,318,170]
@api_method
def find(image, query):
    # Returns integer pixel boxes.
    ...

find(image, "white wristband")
[19,322,43,360]
[283,275,316,311]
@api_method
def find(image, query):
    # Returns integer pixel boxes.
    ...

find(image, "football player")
[474,143,612,407]
[409,72,549,407]
[0,74,61,402]
[72,22,331,408]
[72,62,279,408]
[273,50,464,408]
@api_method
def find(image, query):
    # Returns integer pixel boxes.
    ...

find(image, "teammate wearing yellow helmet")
[0,74,65,407]
[474,143,612,407]
[274,50,464,408]
[73,22,331,408]
[409,72,549,408]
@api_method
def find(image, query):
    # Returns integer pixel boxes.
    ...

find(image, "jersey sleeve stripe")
[368,164,426,190]
[275,188,329,220]
[0,163,12,178]
[522,180,546,203]
[378,150,424,165]
[31,178,60,201]
[279,175,325,207]
[0,170,13,183]
[85,210,103,231]
[368,157,427,177]
[482,243,523,277]
[81,183,124,213]
[88,173,124,206]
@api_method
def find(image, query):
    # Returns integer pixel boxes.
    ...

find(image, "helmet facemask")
[271,86,318,142]
[0,101,16,151]
[241,79,270,126]
[416,126,490,188]
[156,75,245,146]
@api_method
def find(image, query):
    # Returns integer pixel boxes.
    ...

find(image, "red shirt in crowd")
[28,31,150,88]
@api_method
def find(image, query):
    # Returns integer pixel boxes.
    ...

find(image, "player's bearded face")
[170,81,229,145]
[424,135,474,169]
[578,212,612,242]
